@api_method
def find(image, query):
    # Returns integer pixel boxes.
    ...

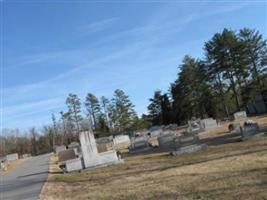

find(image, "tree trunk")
[217,74,230,117]
[229,72,241,111]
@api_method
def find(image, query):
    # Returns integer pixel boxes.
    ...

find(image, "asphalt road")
[0,153,51,200]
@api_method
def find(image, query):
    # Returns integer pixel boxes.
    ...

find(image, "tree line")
[1,27,266,156]
[147,28,267,126]
[0,89,148,156]
[53,89,147,145]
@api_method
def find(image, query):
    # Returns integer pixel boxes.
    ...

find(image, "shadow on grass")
[18,171,62,178]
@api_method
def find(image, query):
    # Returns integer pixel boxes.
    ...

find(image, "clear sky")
[1,0,267,131]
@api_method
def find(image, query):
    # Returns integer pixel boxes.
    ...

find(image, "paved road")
[0,153,51,200]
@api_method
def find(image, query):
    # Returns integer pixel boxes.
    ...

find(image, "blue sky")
[1,0,267,131]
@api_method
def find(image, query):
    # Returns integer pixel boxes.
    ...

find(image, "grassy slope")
[41,116,267,200]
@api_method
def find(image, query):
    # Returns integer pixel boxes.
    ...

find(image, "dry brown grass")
[0,159,25,176]
[40,116,267,200]
[41,138,267,200]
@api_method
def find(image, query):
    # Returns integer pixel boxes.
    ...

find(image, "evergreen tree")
[66,93,83,135]
[147,90,173,126]
[147,90,163,125]
[239,28,267,105]
[204,29,249,111]
[111,89,137,132]
[171,55,214,123]
[85,93,101,130]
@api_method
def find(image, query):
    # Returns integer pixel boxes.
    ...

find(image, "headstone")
[97,143,114,153]
[149,126,162,137]
[65,158,83,172]
[165,124,178,131]
[174,133,199,148]
[148,136,159,147]
[201,118,218,130]
[241,123,261,140]
[158,133,175,148]
[96,136,114,153]
[130,135,149,149]
[187,119,205,134]
[68,142,80,150]
[114,135,131,150]
[80,131,122,169]
[228,123,241,133]
[55,145,66,154]
[58,149,77,163]
[234,111,247,120]
[171,144,208,156]
[6,153,19,161]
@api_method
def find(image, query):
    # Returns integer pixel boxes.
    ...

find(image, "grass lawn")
[40,116,267,200]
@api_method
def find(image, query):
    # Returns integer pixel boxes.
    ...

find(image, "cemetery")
[40,114,267,200]
[3,3,266,199]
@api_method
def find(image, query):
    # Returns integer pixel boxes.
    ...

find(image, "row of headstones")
[129,118,218,153]
[130,111,266,155]
[129,130,207,155]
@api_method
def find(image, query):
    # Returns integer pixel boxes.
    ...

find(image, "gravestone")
[6,153,19,161]
[58,149,77,163]
[148,136,159,147]
[187,119,205,134]
[68,142,80,150]
[65,158,83,172]
[234,111,247,120]
[130,135,149,149]
[114,135,131,150]
[55,145,66,154]
[171,144,208,156]
[80,131,122,169]
[158,133,175,149]
[201,118,218,130]
[228,123,242,133]
[241,123,261,140]
[96,136,114,153]
[174,133,199,148]
[149,126,162,137]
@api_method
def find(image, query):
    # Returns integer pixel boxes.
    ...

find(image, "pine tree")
[66,93,83,135]
[111,89,137,133]
[85,93,101,130]
[147,90,163,125]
